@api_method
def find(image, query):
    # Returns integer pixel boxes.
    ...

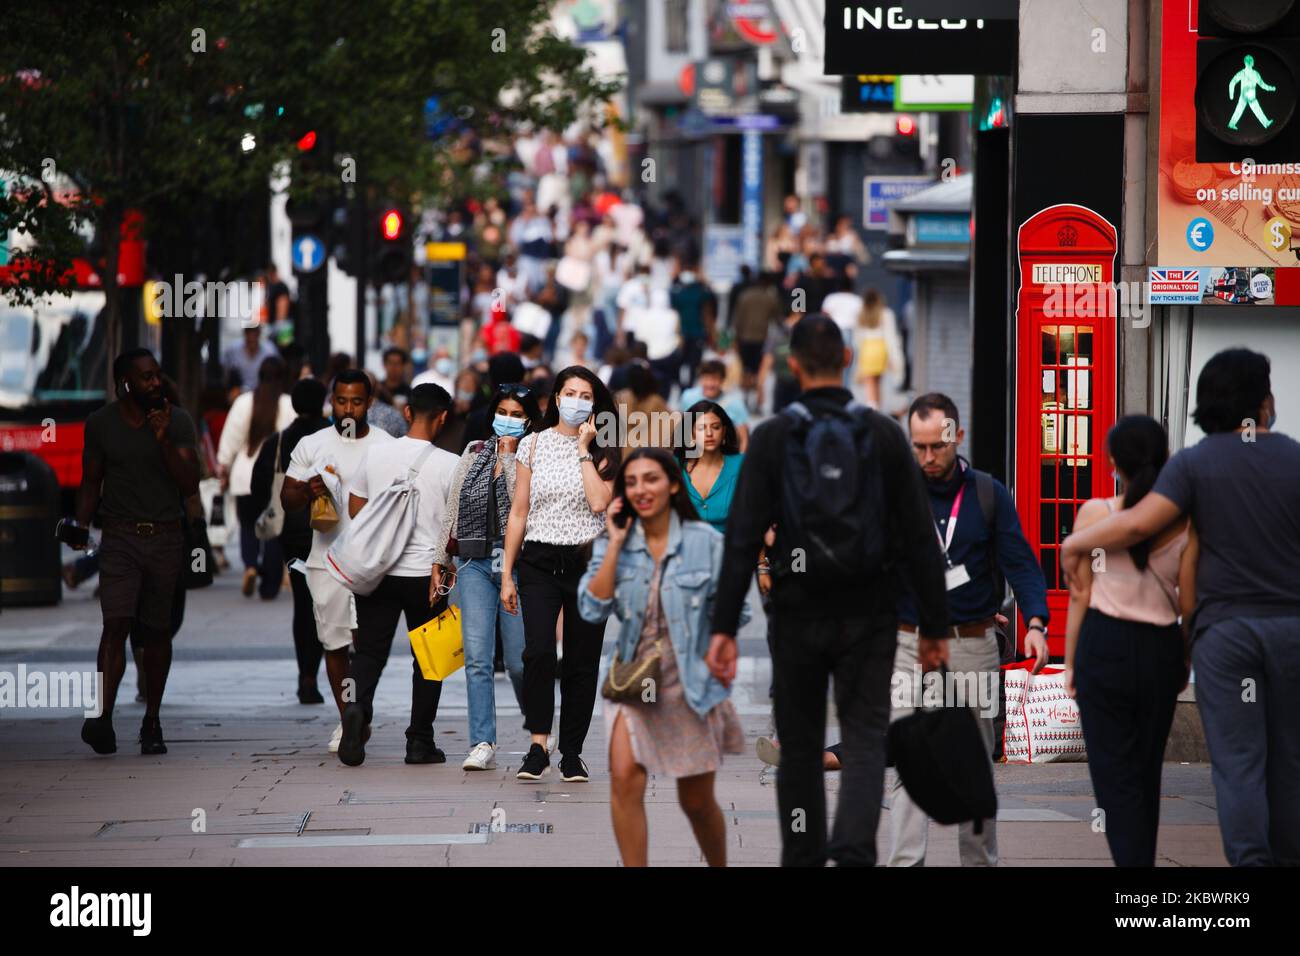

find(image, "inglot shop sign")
[823,1,1018,76]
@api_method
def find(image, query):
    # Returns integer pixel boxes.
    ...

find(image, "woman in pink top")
[1062,415,1199,867]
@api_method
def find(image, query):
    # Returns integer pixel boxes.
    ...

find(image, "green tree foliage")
[0,0,620,377]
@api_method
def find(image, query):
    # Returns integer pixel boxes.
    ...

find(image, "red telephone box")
[1014,204,1118,656]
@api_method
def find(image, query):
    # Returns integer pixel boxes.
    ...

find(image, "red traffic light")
[381,210,402,240]
[896,115,916,136]
[297,130,317,151]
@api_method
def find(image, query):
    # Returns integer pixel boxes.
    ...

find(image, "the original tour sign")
[822,0,1018,76]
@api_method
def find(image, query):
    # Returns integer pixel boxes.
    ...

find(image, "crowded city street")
[0,567,1228,867]
[0,0,1292,935]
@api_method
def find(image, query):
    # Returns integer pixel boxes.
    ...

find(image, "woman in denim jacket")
[580,448,748,867]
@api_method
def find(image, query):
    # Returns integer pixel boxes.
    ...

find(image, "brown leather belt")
[899,617,995,638]
[102,517,182,537]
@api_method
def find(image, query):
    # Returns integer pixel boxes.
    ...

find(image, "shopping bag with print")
[1001,661,1086,763]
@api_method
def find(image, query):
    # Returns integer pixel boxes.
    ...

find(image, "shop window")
[666,0,689,53]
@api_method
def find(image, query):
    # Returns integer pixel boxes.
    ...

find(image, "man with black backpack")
[889,393,1050,866]
[707,314,950,867]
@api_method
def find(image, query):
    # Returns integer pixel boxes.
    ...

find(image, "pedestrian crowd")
[67,331,1300,869]
[61,137,1298,867]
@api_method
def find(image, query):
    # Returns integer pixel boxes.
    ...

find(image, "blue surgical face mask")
[493,414,527,438]
[469,349,489,365]
[434,358,455,377]
[456,389,476,404]
[558,396,594,426]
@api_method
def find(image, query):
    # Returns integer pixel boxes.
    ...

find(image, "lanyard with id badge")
[937,479,971,591]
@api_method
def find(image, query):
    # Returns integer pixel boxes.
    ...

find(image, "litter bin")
[0,451,62,606]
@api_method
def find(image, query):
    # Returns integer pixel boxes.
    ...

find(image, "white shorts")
[306,566,356,651]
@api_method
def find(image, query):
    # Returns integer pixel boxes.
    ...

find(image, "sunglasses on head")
[496,384,533,399]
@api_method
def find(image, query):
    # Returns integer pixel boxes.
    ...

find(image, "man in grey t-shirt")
[75,349,200,758]
[1063,348,1300,866]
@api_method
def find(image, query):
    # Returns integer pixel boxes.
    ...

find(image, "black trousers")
[648,350,682,401]
[680,336,707,388]
[1074,608,1184,866]
[517,541,605,757]
[351,574,443,743]
[287,565,322,682]
[771,607,897,867]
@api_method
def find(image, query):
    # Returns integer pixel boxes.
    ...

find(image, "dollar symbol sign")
[1272,221,1285,248]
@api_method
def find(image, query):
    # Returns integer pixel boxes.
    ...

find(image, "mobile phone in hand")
[613,494,634,529]
[56,518,90,548]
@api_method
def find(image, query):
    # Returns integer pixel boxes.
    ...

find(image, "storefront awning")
[638,82,690,107]
[892,174,973,215]
[882,248,970,274]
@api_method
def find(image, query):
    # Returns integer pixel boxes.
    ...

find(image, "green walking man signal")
[1228,54,1277,131]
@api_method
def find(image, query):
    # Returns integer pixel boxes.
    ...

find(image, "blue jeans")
[454,556,526,746]
[1193,615,1300,866]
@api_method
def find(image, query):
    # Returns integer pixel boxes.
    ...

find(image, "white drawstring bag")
[324,444,434,596]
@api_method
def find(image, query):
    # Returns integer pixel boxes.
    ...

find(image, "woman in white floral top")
[500,366,621,784]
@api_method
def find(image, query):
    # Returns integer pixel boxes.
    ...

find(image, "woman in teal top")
[678,400,743,534]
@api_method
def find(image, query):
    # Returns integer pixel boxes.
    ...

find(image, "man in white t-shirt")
[336,383,459,767]
[281,370,394,750]
[615,265,653,341]
[626,287,682,399]
[820,275,864,340]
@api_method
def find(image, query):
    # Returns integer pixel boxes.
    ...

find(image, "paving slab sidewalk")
[0,658,1225,867]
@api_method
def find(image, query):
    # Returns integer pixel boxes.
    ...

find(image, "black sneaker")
[337,703,368,766]
[80,717,116,755]
[516,743,550,781]
[559,754,589,783]
[139,718,167,756]
[404,738,447,765]
[297,678,325,705]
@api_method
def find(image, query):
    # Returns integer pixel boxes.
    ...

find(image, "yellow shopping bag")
[408,605,464,681]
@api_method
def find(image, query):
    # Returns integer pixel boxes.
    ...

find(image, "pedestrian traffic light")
[286,195,329,231]
[1196,1,1300,162]
[286,126,333,231]
[330,197,364,278]
[371,204,412,285]
[381,209,402,241]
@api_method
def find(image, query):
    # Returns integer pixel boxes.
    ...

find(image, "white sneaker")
[462,741,497,771]
[328,722,342,754]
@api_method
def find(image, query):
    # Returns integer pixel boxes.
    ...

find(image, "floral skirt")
[602,627,743,779]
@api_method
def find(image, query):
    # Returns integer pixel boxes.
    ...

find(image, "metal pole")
[355,186,368,367]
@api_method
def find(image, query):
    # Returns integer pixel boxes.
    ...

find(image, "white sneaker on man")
[328,722,343,754]
[463,741,497,771]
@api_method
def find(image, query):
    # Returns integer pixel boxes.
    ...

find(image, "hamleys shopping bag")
[1001,662,1087,764]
